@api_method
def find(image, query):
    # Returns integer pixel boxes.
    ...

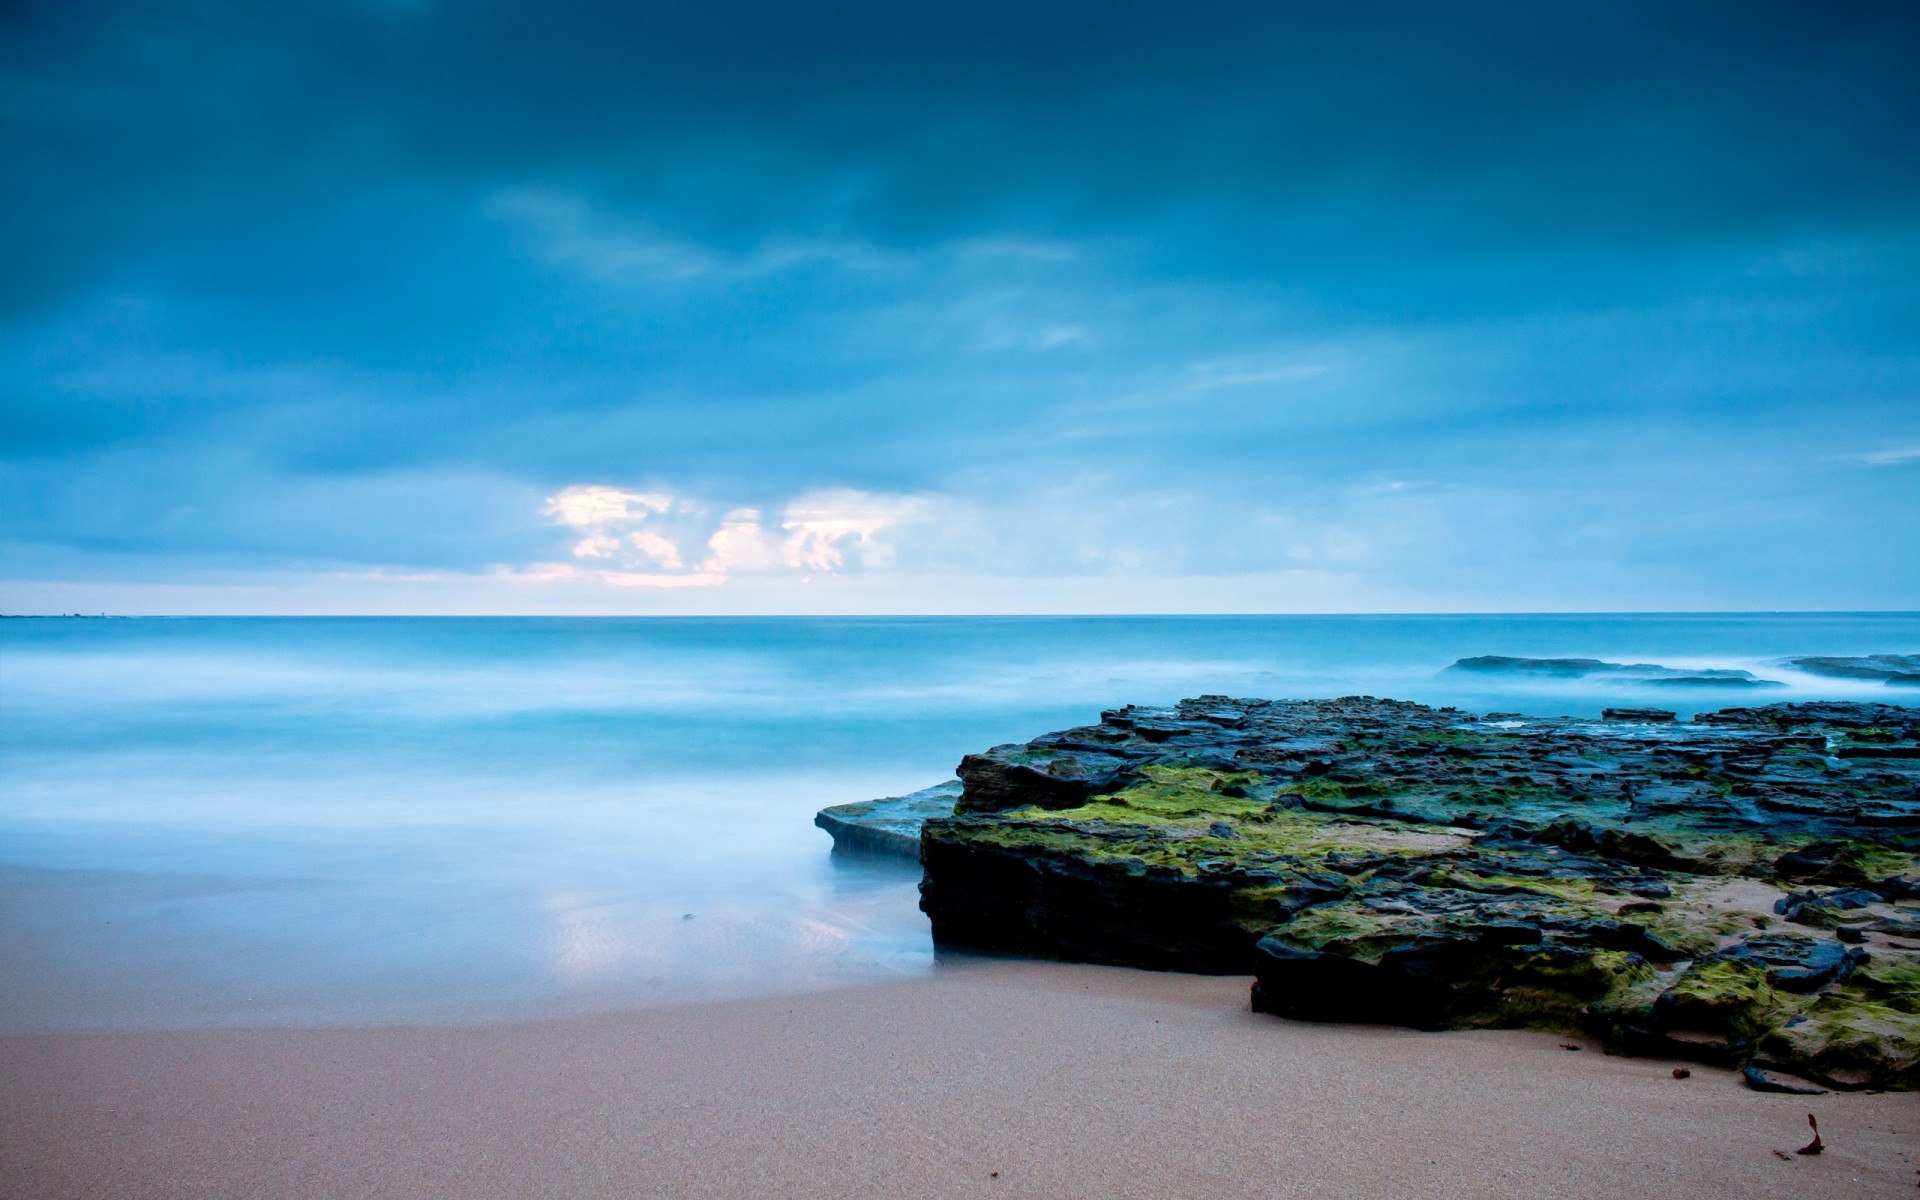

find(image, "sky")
[2,0,1917,614]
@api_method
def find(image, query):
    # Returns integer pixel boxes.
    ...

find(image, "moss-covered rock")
[912,695,1920,1088]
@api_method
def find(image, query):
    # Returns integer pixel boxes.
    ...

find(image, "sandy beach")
[4,959,1915,1199]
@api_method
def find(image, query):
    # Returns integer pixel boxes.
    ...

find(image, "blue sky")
[3,0,1917,613]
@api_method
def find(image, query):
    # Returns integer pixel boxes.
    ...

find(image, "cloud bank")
[1,0,1917,612]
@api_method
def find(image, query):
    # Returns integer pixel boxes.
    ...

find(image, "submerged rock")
[916,695,1920,1088]
[815,781,962,858]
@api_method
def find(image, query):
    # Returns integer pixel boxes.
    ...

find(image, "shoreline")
[4,959,1915,1199]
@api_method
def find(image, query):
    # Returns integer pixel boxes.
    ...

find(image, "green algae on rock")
[915,696,1920,1089]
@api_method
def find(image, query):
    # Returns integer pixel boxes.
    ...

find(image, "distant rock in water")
[912,695,1920,1090]
[1779,654,1920,688]
[815,780,962,858]
[1446,655,1784,687]
[1600,707,1676,722]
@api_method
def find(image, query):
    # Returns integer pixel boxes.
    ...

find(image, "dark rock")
[1780,886,1885,927]
[1536,819,1682,868]
[1601,707,1677,722]
[956,752,1138,813]
[1741,1064,1828,1095]
[918,827,1258,973]
[1873,875,1920,900]
[1250,928,1615,1030]
[1775,842,1875,885]
[1709,933,1866,993]
[1773,889,1816,916]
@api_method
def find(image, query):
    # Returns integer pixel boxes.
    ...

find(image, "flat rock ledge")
[908,696,1920,1091]
[815,781,963,857]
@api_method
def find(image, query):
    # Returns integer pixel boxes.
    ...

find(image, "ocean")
[3,613,1915,1031]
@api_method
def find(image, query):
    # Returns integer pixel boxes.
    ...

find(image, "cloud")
[2,1,1918,613]
[628,530,685,569]
[780,488,931,571]
[536,484,933,586]
[543,486,676,527]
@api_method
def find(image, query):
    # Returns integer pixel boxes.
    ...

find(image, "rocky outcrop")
[1446,655,1783,687]
[917,696,1920,1089]
[815,781,962,857]
[1779,654,1920,688]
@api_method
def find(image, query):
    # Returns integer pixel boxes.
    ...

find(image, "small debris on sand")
[1671,1068,1691,1079]
[1797,1114,1825,1156]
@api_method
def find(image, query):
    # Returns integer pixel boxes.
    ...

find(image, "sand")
[3,959,1916,1199]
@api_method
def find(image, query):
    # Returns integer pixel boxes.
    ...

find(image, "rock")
[1778,654,1920,683]
[955,751,1138,812]
[1774,842,1875,886]
[917,695,1920,1088]
[1446,657,1779,686]
[1741,1064,1828,1094]
[920,827,1260,972]
[1707,932,1866,993]
[1779,886,1888,927]
[1602,707,1677,722]
[1250,926,1625,1030]
[814,780,963,858]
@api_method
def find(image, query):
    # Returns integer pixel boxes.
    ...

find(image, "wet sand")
[3,959,1916,1199]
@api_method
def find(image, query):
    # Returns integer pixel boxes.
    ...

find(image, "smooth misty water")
[3,613,1917,1032]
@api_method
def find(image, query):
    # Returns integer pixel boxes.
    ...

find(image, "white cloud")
[780,489,931,571]
[628,530,685,570]
[571,534,622,559]
[705,508,785,574]
[537,485,932,586]
[544,485,674,527]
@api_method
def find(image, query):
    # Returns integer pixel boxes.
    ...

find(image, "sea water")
[3,613,1916,1031]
